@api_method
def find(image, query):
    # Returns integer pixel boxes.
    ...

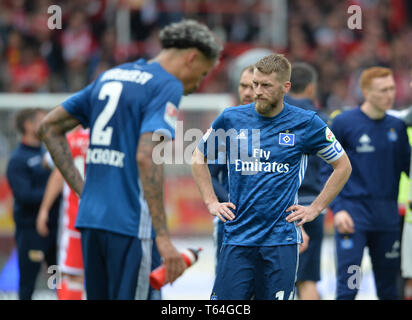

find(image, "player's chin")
[255,101,271,112]
[243,98,254,105]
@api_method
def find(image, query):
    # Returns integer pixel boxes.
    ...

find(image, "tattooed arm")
[137,132,186,284]
[38,106,84,197]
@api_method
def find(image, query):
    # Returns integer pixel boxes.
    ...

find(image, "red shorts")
[58,228,84,276]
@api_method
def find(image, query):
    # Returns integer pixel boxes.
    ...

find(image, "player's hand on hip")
[285,205,319,227]
[155,235,187,285]
[334,210,355,234]
[207,201,236,222]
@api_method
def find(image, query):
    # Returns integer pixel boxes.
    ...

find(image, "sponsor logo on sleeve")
[325,127,336,143]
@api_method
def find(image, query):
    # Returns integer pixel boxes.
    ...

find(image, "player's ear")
[184,49,198,69]
[361,88,369,100]
[283,81,292,94]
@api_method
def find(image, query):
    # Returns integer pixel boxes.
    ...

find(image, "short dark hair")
[290,62,318,94]
[159,19,222,60]
[15,108,45,134]
[240,65,254,78]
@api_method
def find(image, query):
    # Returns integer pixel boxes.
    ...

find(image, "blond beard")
[255,92,283,116]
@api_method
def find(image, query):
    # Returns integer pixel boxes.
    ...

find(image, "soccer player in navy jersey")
[37,19,222,300]
[327,67,411,300]
[192,54,352,300]
[7,108,60,300]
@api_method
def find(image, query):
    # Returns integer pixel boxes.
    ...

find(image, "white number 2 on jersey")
[91,81,123,146]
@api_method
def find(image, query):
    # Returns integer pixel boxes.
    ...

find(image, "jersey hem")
[75,224,154,239]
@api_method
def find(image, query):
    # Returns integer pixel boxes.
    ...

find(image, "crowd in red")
[0,0,411,113]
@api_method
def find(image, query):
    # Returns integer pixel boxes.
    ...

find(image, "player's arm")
[137,132,186,284]
[38,106,83,197]
[36,169,64,237]
[286,153,352,226]
[192,148,235,222]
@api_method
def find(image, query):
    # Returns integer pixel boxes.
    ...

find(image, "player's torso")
[76,61,179,237]
[83,64,156,196]
[338,110,404,196]
[341,113,402,160]
[221,104,314,245]
[224,104,310,200]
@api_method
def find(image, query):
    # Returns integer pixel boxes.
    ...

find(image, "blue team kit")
[62,59,183,239]
[326,107,410,299]
[198,102,344,299]
[62,59,183,299]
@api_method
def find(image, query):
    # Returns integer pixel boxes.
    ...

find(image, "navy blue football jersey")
[328,107,410,231]
[62,59,183,238]
[198,102,344,246]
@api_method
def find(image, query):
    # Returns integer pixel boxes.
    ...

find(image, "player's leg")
[44,227,57,268]
[368,230,401,300]
[15,227,44,300]
[296,214,324,300]
[211,244,256,300]
[56,229,84,300]
[58,274,84,300]
[254,244,298,300]
[80,228,109,299]
[105,231,148,300]
[401,221,412,300]
[213,217,224,275]
[335,229,367,300]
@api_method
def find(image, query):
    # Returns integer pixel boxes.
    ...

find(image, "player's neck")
[21,134,41,147]
[360,102,386,120]
[150,50,182,79]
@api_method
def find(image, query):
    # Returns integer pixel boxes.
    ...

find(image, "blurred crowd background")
[0,0,411,298]
[0,0,411,114]
[0,0,412,239]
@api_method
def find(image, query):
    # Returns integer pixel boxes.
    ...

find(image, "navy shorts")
[211,244,299,300]
[335,228,400,300]
[213,218,224,274]
[81,228,153,300]
[296,214,324,282]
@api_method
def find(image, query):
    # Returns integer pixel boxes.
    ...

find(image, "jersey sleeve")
[303,114,345,163]
[62,83,94,128]
[197,112,227,164]
[139,80,183,139]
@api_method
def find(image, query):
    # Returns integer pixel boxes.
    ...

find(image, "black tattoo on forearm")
[38,106,84,196]
[137,133,168,237]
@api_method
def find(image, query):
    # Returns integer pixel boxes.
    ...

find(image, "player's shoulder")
[330,106,360,123]
[385,112,407,127]
[283,102,317,125]
[221,103,253,116]
[100,59,180,85]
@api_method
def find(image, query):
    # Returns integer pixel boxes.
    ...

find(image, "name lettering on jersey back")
[101,68,153,85]
[235,148,290,174]
[86,148,125,168]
